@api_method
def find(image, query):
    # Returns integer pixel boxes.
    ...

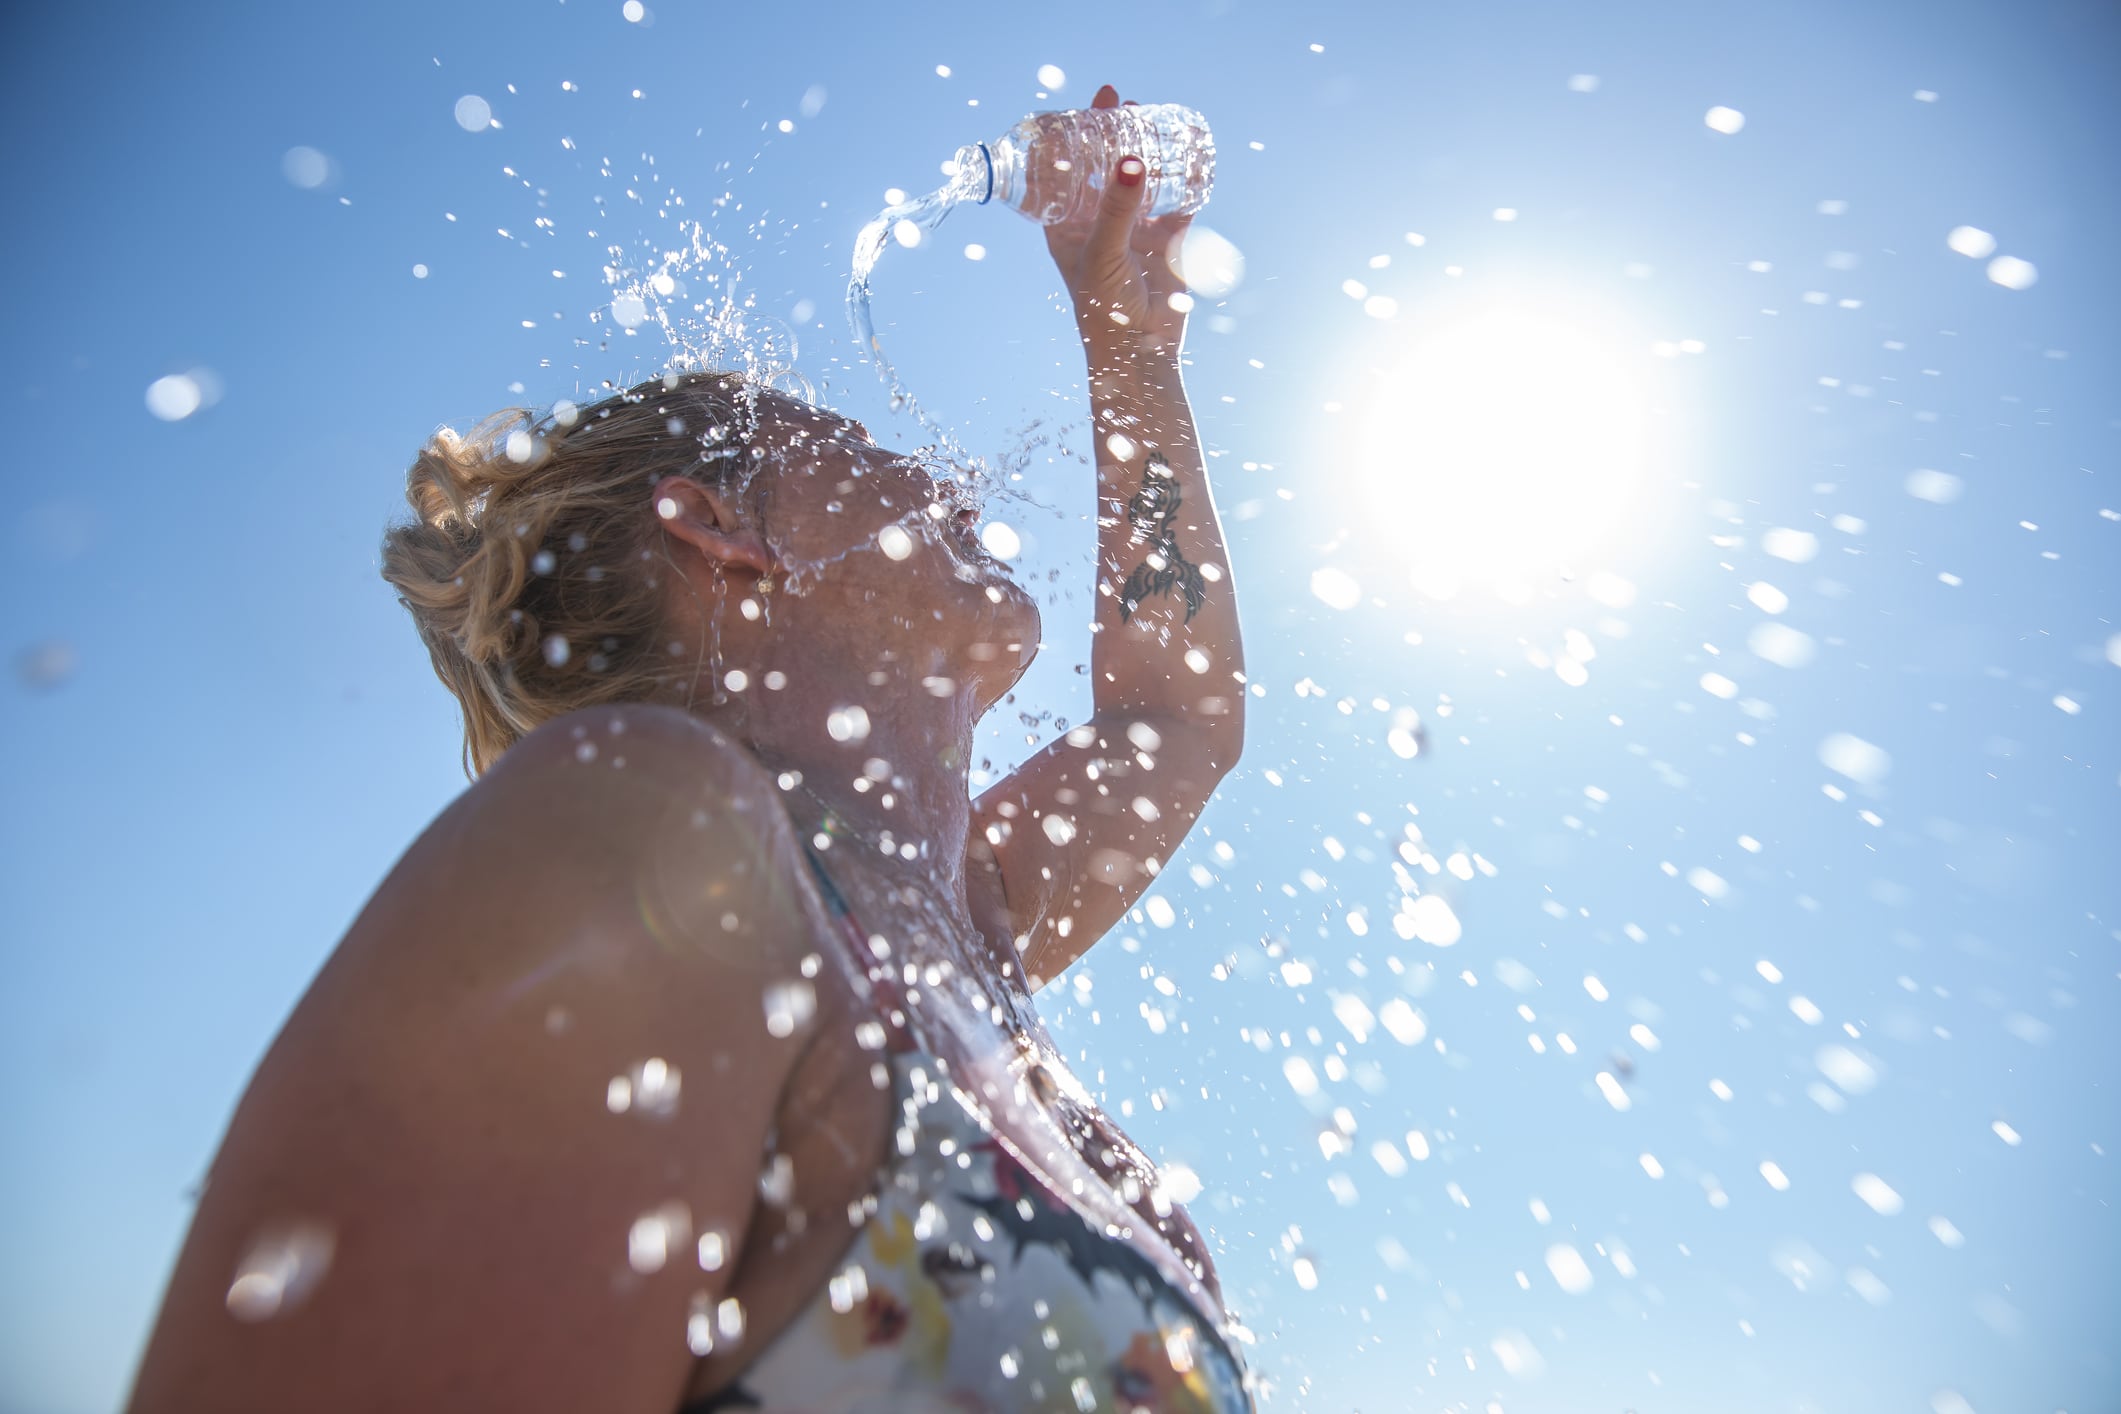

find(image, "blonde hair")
[380,371,758,776]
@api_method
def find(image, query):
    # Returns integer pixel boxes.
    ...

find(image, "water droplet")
[687,1294,716,1354]
[1851,1171,1903,1214]
[453,94,493,132]
[145,373,205,422]
[282,146,330,189]
[1815,1044,1879,1095]
[1750,622,1816,668]
[1173,225,1245,296]
[225,1222,335,1322]
[1946,225,1996,258]
[1544,1242,1594,1293]
[1985,254,2037,290]
[629,1202,690,1272]
[1404,894,1461,946]
[1378,999,1426,1045]
[979,521,1021,558]
[1819,733,1890,786]
[826,1264,869,1313]
[1760,527,1819,563]
[1746,581,1789,614]
[1491,1329,1546,1377]
[1905,468,1962,503]
[1770,1238,1833,1290]
[717,1295,746,1342]
[763,979,816,1038]
[826,706,871,743]
[1310,567,1362,611]
[1282,1056,1320,1097]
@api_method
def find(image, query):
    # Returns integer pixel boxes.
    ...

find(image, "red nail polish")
[1116,156,1144,188]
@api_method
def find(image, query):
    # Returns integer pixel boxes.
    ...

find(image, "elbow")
[1201,698,1245,778]
[1176,673,1241,774]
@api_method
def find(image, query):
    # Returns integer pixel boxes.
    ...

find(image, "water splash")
[846,170,987,464]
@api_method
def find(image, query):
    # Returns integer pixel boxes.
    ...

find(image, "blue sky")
[2,1,2116,1411]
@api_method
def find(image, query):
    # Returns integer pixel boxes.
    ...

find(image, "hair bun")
[380,373,753,776]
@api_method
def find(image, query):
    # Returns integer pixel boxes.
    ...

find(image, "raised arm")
[127,709,821,1414]
[973,85,1245,989]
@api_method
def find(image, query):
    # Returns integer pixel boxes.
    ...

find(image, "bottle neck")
[960,141,996,205]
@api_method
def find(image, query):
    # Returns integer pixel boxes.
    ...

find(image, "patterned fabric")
[677,835,1256,1410]
[682,1043,1256,1412]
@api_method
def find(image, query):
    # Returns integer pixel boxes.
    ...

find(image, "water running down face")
[657,390,1043,717]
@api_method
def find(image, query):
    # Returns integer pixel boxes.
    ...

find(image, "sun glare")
[1353,304,1654,602]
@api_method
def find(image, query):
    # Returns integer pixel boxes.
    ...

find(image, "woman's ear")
[652,475,776,577]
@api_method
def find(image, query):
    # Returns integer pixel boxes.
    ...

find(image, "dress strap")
[799,835,865,936]
[799,837,917,1052]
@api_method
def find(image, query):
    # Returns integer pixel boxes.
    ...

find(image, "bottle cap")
[974,142,995,205]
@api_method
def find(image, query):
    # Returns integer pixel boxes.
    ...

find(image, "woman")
[129,84,1249,1412]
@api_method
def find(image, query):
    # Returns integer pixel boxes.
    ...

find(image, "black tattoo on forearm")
[1117,453,1206,623]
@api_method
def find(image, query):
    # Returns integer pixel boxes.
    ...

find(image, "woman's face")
[742,392,1041,699]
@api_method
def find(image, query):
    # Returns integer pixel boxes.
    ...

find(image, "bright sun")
[1353,302,1653,601]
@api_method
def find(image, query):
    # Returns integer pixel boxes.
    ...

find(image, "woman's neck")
[692,654,985,911]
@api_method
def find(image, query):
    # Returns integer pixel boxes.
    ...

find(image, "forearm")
[1083,343,1245,748]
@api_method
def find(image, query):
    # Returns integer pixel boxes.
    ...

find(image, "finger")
[1084,155,1150,318]
[1093,84,1119,109]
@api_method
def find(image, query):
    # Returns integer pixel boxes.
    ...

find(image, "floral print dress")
[678,839,1247,1414]
[681,1041,1256,1413]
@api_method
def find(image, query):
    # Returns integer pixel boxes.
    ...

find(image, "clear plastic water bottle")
[956,102,1217,225]
[847,102,1216,460]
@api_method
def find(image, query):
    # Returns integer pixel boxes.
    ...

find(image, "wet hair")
[380,370,759,777]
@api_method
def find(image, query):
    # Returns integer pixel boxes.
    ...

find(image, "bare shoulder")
[497,700,771,788]
[482,701,791,855]
[386,702,810,977]
[126,706,820,1413]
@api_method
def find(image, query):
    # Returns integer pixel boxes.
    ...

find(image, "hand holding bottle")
[1043,85,1195,361]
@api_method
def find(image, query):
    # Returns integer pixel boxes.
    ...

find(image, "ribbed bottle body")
[978,103,1215,225]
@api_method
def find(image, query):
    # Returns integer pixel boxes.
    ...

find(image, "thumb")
[1082,155,1149,312]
